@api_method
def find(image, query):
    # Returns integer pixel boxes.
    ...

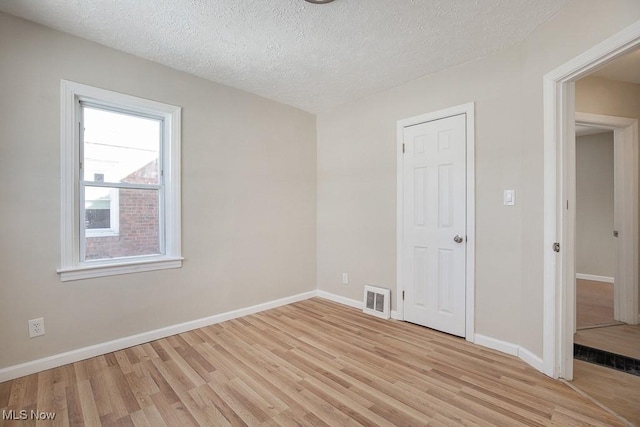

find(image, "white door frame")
[575,112,639,325]
[396,102,476,342]
[543,20,640,379]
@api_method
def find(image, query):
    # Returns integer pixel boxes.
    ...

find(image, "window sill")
[57,256,183,282]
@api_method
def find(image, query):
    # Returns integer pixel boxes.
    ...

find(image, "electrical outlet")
[28,318,45,338]
[342,273,349,285]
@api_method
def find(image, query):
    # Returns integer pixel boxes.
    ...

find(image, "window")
[84,187,119,237]
[59,81,182,281]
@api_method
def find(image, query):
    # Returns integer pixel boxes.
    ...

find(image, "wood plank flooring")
[576,279,622,329]
[575,324,640,360]
[572,360,640,426]
[572,279,639,426]
[0,298,627,426]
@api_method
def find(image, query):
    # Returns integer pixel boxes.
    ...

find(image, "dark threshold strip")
[574,343,640,377]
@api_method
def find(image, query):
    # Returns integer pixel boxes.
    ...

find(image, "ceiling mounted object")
[304,0,335,4]
[0,0,570,113]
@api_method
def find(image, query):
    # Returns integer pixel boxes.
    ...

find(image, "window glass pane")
[85,186,115,231]
[84,187,161,260]
[86,209,110,229]
[83,106,161,185]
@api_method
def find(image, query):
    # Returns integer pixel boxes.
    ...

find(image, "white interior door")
[402,114,467,337]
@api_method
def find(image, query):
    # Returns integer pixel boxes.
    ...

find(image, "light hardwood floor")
[576,279,621,329]
[0,298,626,426]
[573,279,640,426]
[575,324,640,360]
[574,278,640,360]
[572,360,640,426]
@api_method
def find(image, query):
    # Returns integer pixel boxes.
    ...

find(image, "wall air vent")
[363,285,391,319]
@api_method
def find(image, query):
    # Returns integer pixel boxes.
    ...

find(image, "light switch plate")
[504,190,515,206]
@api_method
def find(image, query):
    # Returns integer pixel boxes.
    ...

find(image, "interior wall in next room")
[576,131,615,279]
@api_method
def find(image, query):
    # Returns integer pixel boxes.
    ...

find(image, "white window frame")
[58,80,182,281]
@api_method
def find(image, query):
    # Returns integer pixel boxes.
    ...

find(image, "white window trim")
[58,80,182,281]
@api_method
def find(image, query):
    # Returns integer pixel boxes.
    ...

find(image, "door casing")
[396,102,476,342]
[543,20,640,380]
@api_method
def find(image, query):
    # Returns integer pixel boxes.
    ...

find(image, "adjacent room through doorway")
[568,49,640,425]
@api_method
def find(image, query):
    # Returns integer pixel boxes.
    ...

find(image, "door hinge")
[553,242,560,253]
[402,143,405,153]
[402,290,405,300]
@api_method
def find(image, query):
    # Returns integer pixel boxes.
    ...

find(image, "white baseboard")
[316,290,404,320]
[0,290,316,383]
[474,334,519,356]
[317,290,406,321]
[474,334,544,373]
[316,290,363,309]
[0,289,546,382]
[317,294,545,374]
[576,273,614,283]
[518,346,545,372]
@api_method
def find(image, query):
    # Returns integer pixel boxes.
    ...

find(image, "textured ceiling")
[0,0,569,112]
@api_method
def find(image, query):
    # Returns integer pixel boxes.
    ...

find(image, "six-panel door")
[403,114,467,337]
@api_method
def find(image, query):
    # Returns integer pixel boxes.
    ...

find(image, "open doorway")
[543,22,640,425]
[574,127,620,330]
[571,49,640,426]
[572,113,639,364]
[571,54,640,426]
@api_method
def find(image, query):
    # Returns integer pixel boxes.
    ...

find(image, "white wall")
[0,13,317,369]
[316,1,640,357]
[576,132,615,278]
